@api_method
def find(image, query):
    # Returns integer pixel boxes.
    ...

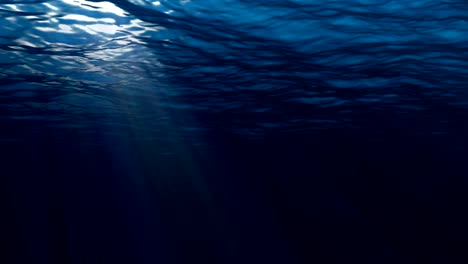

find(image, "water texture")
[1,1,468,263]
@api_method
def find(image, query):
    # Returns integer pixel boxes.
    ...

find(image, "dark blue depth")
[1,1,468,263]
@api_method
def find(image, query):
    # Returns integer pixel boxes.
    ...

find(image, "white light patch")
[43,3,59,11]
[59,24,74,32]
[16,39,37,47]
[4,4,21,11]
[87,24,120,34]
[61,0,127,17]
[62,14,96,22]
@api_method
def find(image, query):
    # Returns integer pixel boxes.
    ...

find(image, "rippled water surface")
[2,1,468,263]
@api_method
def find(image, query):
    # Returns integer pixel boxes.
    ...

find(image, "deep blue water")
[2,0,468,263]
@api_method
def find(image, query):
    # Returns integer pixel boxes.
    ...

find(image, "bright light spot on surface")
[88,24,120,34]
[58,24,74,33]
[61,0,127,17]
[43,2,59,10]
[62,14,116,24]
[5,17,17,23]
[4,4,20,11]
[37,24,73,33]
[63,14,95,22]
[16,39,37,48]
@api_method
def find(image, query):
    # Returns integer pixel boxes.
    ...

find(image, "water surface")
[2,0,468,263]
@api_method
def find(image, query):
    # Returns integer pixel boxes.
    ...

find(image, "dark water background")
[2,0,468,263]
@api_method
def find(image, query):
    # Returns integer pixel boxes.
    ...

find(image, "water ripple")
[1,0,468,143]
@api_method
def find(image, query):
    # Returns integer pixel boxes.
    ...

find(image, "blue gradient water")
[2,1,468,263]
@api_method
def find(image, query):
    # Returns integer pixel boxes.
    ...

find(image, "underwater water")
[1,0,468,263]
